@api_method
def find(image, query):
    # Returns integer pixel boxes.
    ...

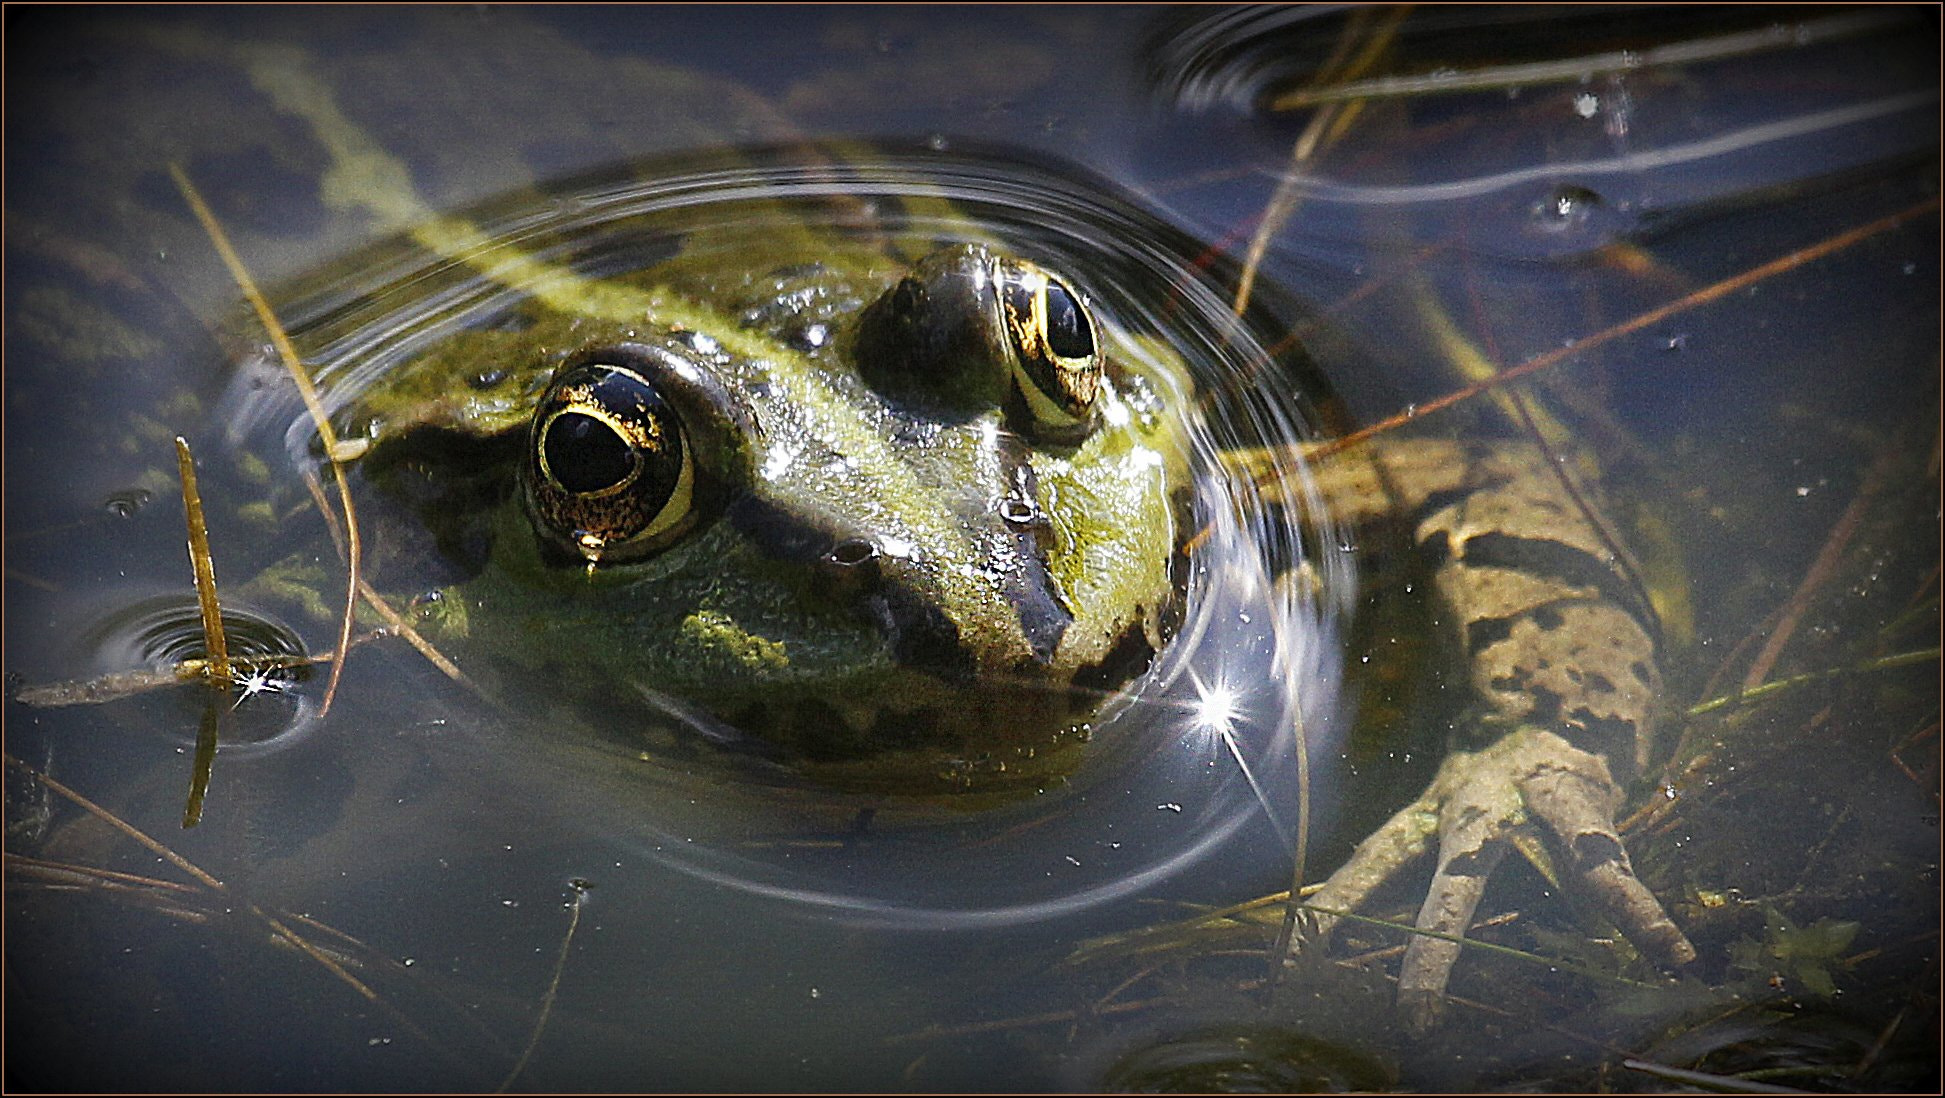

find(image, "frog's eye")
[525,361,696,563]
[997,263,1101,436]
[854,244,1104,442]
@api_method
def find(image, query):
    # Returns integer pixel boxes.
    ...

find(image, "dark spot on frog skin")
[1566,830,1628,874]
[1420,529,1453,567]
[1417,479,1511,523]
[1567,708,1640,780]
[1460,532,1651,624]
[1465,615,1518,656]
[873,586,976,682]
[1531,605,1566,631]
[1523,683,1563,725]
[785,321,831,351]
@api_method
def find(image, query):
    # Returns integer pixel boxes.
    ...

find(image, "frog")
[338,231,1190,800]
[315,184,1694,1028]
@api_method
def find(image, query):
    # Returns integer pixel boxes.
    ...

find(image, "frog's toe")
[1392,751,1529,1033]
[1298,730,1691,1033]
[1523,762,1697,967]
[1297,789,1441,950]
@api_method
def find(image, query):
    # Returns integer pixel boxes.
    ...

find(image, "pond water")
[5,7,1938,1092]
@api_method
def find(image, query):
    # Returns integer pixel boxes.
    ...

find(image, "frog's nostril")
[821,537,885,597]
[829,539,880,568]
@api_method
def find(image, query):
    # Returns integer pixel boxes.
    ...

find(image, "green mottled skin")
[349,237,1190,797]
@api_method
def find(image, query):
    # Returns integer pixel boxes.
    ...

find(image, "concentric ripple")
[226,144,1354,931]
[77,593,316,750]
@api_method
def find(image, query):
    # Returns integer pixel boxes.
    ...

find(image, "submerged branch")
[1312,197,1942,460]
[1687,647,1941,718]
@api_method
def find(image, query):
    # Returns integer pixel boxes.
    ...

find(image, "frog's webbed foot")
[1295,726,1695,1034]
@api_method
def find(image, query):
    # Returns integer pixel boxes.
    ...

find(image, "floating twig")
[13,664,214,707]
[358,581,475,689]
[173,435,231,827]
[174,436,232,684]
[172,165,363,719]
[10,646,365,710]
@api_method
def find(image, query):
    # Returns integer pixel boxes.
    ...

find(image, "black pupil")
[545,412,634,494]
[1043,281,1093,360]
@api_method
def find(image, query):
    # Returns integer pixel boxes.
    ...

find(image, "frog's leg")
[1285,437,1695,1030]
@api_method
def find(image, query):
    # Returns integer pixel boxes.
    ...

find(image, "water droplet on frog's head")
[787,322,830,351]
[103,488,153,518]
[78,595,316,750]
[998,497,1043,527]
[675,330,720,356]
[469,367,509,390]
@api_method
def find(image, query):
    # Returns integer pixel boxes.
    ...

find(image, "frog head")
[357,241,1190,797]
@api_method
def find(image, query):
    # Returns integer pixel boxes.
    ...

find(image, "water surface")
[5,7,1938,1091]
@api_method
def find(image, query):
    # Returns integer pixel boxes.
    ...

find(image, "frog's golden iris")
[527,358,698,564]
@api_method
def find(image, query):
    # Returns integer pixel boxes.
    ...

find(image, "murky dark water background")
[6,7,1938,1092]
